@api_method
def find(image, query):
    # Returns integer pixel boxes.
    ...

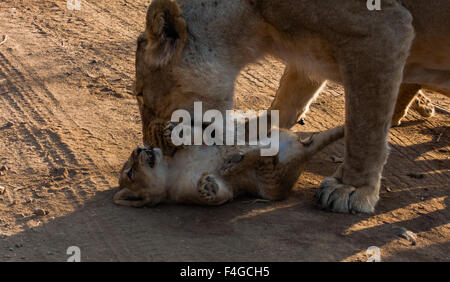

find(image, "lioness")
[115,127,344,207]
[134,0,450,213]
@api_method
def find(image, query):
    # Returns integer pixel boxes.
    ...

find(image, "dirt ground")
[0,0,448,262]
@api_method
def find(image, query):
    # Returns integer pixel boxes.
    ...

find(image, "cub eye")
[127,169,133,180]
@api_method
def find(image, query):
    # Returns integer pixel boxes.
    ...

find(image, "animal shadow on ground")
[1,128,448,261]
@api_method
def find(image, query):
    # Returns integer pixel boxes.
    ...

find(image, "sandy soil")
[0,0,448,262]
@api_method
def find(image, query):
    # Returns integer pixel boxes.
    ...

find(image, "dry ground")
[0,0,448,262]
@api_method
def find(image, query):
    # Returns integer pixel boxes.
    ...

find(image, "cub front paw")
[162,121,184,155]
[315,177,379,214]
[163,121,178,144]
[197,174,219,202]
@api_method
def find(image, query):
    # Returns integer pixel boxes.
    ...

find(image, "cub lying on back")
[115,127,344,207]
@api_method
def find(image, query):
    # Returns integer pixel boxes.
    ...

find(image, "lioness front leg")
[270,64,326,129]
[316,9,414,213]
[196,173,233,206]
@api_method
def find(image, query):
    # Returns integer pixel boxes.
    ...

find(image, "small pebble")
[34,209,49,216]
[407,173,425,179]
[0,185,5,195]
[0,165,8,171]
[3,121,14,128]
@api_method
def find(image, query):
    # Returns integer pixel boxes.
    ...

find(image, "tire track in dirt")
[2,53,112,169]
[0,49,138,259]
[0,61,75,167]
[0,57,86,204]
[1,3,144,258]
[22,0,141,89]
[0,52,115,203]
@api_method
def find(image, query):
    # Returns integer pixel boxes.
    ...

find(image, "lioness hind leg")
[316,8,415,214]
[197,174,233,206]
[270,64,326,129]
[392,84,435,126]
[392,84,421,126]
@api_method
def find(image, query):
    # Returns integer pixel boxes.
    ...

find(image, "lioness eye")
[127,169,133,180]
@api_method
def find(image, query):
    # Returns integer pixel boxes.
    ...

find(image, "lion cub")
[115,127,344,207]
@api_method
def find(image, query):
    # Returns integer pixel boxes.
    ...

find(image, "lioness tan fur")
[134,0,450,213]
[115,127,344,207]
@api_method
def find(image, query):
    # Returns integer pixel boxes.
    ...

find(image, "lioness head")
[134,0,262,148]
[116,147,168,207]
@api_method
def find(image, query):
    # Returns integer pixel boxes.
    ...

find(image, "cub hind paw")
[197,174,219,202]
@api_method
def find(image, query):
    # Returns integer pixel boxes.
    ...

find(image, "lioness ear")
[145,0,187,66]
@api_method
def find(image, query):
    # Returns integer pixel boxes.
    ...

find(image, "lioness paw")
[412,92,435,118]
[197,174,219,202]
[315,177,379,214]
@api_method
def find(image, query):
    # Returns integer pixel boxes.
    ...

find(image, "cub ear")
[145,0,187,66]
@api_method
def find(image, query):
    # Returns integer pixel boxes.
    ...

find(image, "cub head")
[134,0,238,148]
[116,147,168,207]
